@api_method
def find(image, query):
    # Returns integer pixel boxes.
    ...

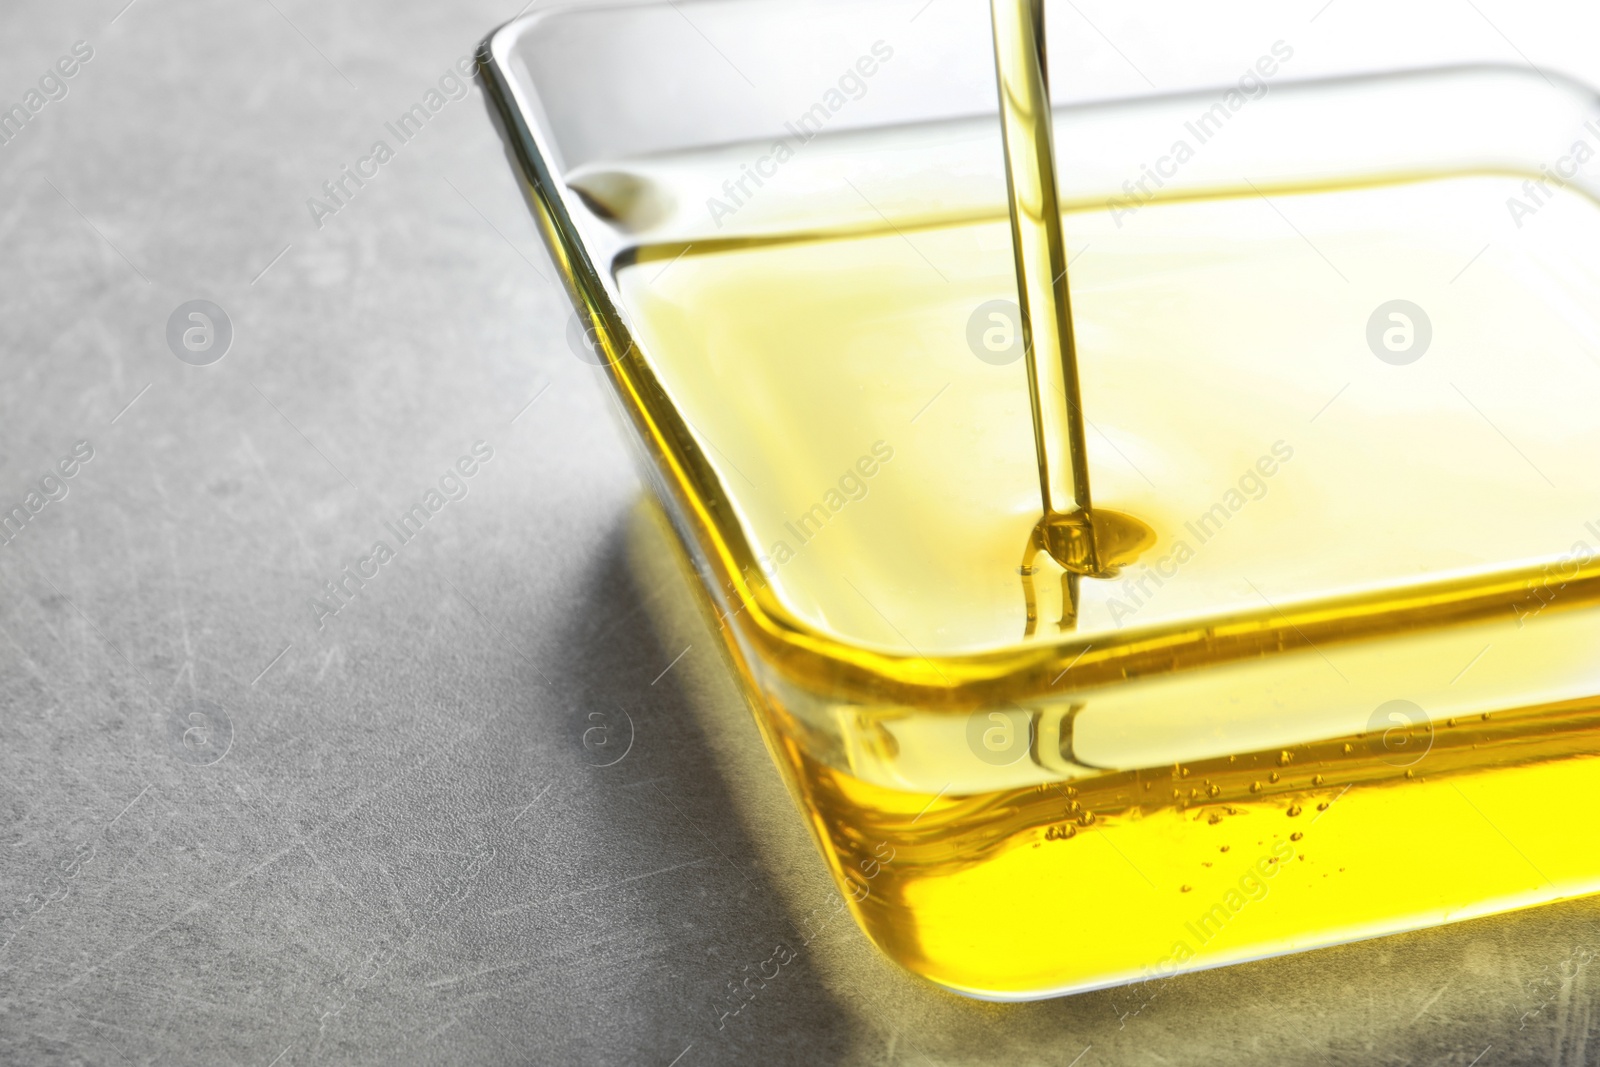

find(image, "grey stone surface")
[3,0,1600,1064]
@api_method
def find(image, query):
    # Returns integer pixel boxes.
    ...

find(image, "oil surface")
[617,176,1600,656]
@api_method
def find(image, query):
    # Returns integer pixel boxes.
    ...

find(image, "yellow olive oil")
[521,8,1600,997]
[605,166,1600,997]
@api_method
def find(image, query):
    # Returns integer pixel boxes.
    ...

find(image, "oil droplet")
[1287,805,1302,817]
[1178,765,1191,778]
[1269,772,1281,783]
[1312,774,1325,786]
[1219,845,1230,853]
[1291,832,1304,842]
[1250,781,1263,793]
[1316,801,1330,812]
[1207,812,1223,825]
[1342,743,1354,754]
[1405,769,1415,779]
[1201,861,1213,868]
[1278,750,1293,766]
[1208,784,1221,798]
[1078,811,1097,827]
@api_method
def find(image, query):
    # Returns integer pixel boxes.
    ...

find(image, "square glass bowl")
[484,0,1600,999]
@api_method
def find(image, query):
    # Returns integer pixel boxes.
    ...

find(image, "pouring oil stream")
[990,0,1152,629]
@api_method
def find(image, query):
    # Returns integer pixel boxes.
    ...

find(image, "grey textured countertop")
[4,1,1600,1064]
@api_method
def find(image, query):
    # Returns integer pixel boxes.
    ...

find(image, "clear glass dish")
[484,0,1600,999]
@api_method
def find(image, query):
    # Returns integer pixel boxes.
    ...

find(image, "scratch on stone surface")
[425,1016,462,1041]
[376,860,408,915]
[652,783,757,889]
[46,842,300,995]
[427,957,548,988]
[1552,961,1590,1067]
[108,784,150,827]
[1408,980,1450,1024]
[67,754,147,824]
[300,842,368,912]
[1573,985,1594,1067]
[161,989,249,1015]
[252,644,294,686]
[313,747,448,836]
[238,431,319,577]
[509,783,552,826]
[317,644,344,682]
[565,856,716,898]
[488,856,715,918]
[167,658,195,701]
[0,617,68,715]
[36,615,67,654]
[10,1004,160,1049]
[165,526,195,695]
[96,812,176,897]
[14,1001,158,1041]
[650,644,691,685]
